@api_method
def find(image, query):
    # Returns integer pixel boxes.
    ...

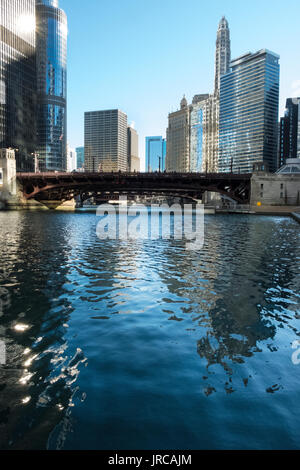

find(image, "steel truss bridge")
[17,172,252,207]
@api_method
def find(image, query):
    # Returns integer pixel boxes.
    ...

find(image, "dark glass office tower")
[0,0,37,171]
[36,0,67,171]
[279,98,300,167]
[219,49,280,173]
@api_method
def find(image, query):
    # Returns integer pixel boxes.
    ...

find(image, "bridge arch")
[17,172,251,208]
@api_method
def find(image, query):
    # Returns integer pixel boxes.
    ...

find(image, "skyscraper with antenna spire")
[167,17,231,173]
[214,16,231,95]
[191,17,231,173]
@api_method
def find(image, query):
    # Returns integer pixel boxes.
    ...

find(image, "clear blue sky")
[59,0,300,169]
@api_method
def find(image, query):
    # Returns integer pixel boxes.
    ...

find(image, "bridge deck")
[17,171,252,180]
[16,172,252,205]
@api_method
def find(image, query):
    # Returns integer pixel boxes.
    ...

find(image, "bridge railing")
[16,171,253,179]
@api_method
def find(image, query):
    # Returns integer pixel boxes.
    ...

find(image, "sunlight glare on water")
[0,211,299,450]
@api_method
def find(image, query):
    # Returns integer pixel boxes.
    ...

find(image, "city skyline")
[60,0,300,170]
[0,2,300,454]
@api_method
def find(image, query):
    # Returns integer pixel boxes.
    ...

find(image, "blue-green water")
[0,211,299,450]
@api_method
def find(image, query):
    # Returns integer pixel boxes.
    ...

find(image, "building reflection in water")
[0,212,299,449]
[0,212,86,449]
[157,215,300,394]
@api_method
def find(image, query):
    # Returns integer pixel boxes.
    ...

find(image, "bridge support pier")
[37,199,76,210]
[0,149,45,210]
[0,149,18,209]
[0,151,76,210]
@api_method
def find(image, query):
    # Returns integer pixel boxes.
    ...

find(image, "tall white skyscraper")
[214,16,231,95]
[199,17,231,172]
[67,145,77,172]
[167,18,231,173]
[127,126,140,172]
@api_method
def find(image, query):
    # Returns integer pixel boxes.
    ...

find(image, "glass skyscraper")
[146,137,166,172]
[76,146,85,170]
[0,0,37,171]
[190,101,205,172]
[36,0,67,171]
[219,49,280,173]
[279,98,300,167]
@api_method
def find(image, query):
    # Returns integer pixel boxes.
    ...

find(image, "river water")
[0,211,299,450]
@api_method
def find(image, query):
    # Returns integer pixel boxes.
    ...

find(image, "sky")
[59,0,300,170]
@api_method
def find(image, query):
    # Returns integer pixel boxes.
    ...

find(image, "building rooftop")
[218,16,229,29]
[230,49,280,69]
[276,159,300,174]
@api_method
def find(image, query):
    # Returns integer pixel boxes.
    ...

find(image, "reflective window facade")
[36,0,67,171]
[190,95,218,173]
[41,0,58,5]
[279,98,300,167]
[76,146,84,170]
[190,104,204,172]
[145,136,166,172]
[0,0,37,171]
[85,110,128,172]
[219,50,280,173]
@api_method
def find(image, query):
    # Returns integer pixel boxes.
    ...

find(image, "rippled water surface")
[0,211,299,450]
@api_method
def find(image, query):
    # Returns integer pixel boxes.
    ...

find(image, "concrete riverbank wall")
[291,212,300,224]
[251,173,300,207]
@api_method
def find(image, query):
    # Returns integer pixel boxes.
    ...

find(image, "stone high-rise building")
[166,96,191,172]
[192,17,231,173]
[166,18,231,173]
[203,16,231,173]
[214,16,231,95]
[190,94,219,173]
[84,109,128,172]
[127,126,140,172]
